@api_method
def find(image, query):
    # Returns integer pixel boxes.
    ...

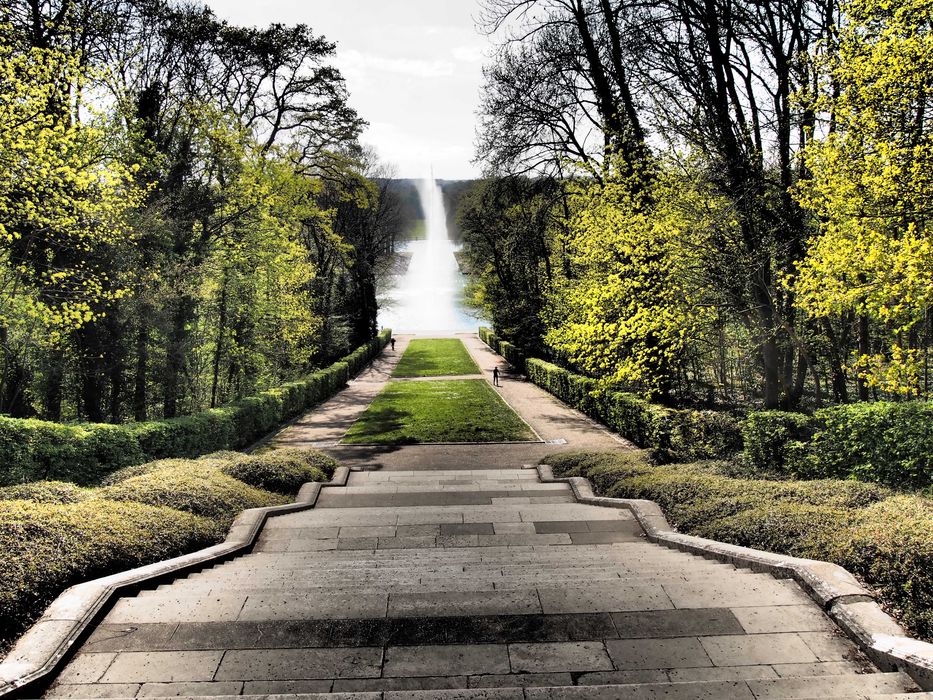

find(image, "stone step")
[174,562,746,581]
[47,672,925,699]
[335,485,570,494]
[142,572,755,597]
[199,548,706,565]
[352,470,538,478]
[194,560,725,576]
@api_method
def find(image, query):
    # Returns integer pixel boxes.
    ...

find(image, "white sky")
[204,0,489,179]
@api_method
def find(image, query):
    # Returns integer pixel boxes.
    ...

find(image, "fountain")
[378,175,483,333]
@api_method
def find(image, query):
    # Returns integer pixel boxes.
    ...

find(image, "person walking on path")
[493,366,500,387]
[390,336,396,352]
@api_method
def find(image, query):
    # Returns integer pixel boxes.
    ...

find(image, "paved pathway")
[40,336,923,699]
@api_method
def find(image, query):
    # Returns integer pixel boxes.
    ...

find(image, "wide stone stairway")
[41,466,924,699]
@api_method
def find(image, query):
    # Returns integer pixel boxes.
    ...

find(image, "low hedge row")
[0,330,390,486]
[544,451,933,641]
[0,448,337,654]
[525,358,742,462]
[481,326,933,488]
[479,327,527,373]
[743,402,933,490]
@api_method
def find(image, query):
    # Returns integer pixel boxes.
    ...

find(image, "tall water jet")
[378,175,482,333]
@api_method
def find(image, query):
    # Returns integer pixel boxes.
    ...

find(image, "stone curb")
[532,463,933,691]
[0,466,352,699]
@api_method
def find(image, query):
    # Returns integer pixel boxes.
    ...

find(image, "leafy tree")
[544,166,722,399]
[0,37,140,416]
[794,0,933,396]
[458,177,559,353]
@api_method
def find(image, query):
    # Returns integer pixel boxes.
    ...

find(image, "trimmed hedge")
[483,326,932,489]
[478,326,499,352]
[0,447,337,654]
[0,330,390,486]
[806,401,933,489]
[526,358,742,461]
[742,411,815,475]
[743,402,933,490]
[0,499,223,654]
[544,451,932,640]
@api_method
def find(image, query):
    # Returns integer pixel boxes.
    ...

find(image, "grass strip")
[342,379,535,444]
[392,338,481,378]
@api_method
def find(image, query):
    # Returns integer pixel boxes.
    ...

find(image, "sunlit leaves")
[544,165,723,399]
[794,0,933,394]
[0,39,141,340]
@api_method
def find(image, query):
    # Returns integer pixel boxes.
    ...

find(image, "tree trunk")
[78,322,106,423]
[210,272,229,408]
[164,296,195,418]
[42,346,64,421]
[106,311,125,423]
[857,314,871,401]
[133,309,149,421]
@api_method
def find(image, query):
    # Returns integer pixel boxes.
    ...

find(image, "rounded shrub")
[829,496,933,640]
[0,481,91,504]
[99,461,286,523]
[220,448,338,495]
[697,502,859,557]
[0,498,222,651]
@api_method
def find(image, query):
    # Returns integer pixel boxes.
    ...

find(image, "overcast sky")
[205,0,489,180]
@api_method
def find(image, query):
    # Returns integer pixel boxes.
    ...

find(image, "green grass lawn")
[342,379,536,444]
[392,338,481,377]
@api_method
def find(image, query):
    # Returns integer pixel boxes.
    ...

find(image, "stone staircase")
[43,468,926,699]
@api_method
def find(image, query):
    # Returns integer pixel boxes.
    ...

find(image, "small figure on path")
[493,366,500,387]
[390,336,396,352]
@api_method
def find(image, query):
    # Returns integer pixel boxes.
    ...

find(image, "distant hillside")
[379,178,481,242]
[438,180,479,242]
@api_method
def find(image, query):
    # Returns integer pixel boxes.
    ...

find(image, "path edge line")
[0,467,354,699]
[531,463,933,691]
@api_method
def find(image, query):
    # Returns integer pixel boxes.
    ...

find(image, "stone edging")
[0,466,352,699]
[532,463,933,691]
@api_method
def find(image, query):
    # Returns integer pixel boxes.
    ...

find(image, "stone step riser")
[144,573,751,596]
[44,671,923,700]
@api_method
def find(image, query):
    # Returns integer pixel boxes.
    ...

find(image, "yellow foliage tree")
[0,39,139,339]
[794,0,933,394]
[544,167,723,399]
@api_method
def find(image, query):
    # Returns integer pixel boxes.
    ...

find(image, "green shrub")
[0,498,222,653]
[99,461,287,523]
[498,340,526,374]
[742,411,815,474]
[479,326,500,353]
[0,481,91,504]
[829,496,933,638]
[544,450,932,640]
[220,448,338,495]
[670,410,743,462]
[806,401,933,489]
[0,332,389,486]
